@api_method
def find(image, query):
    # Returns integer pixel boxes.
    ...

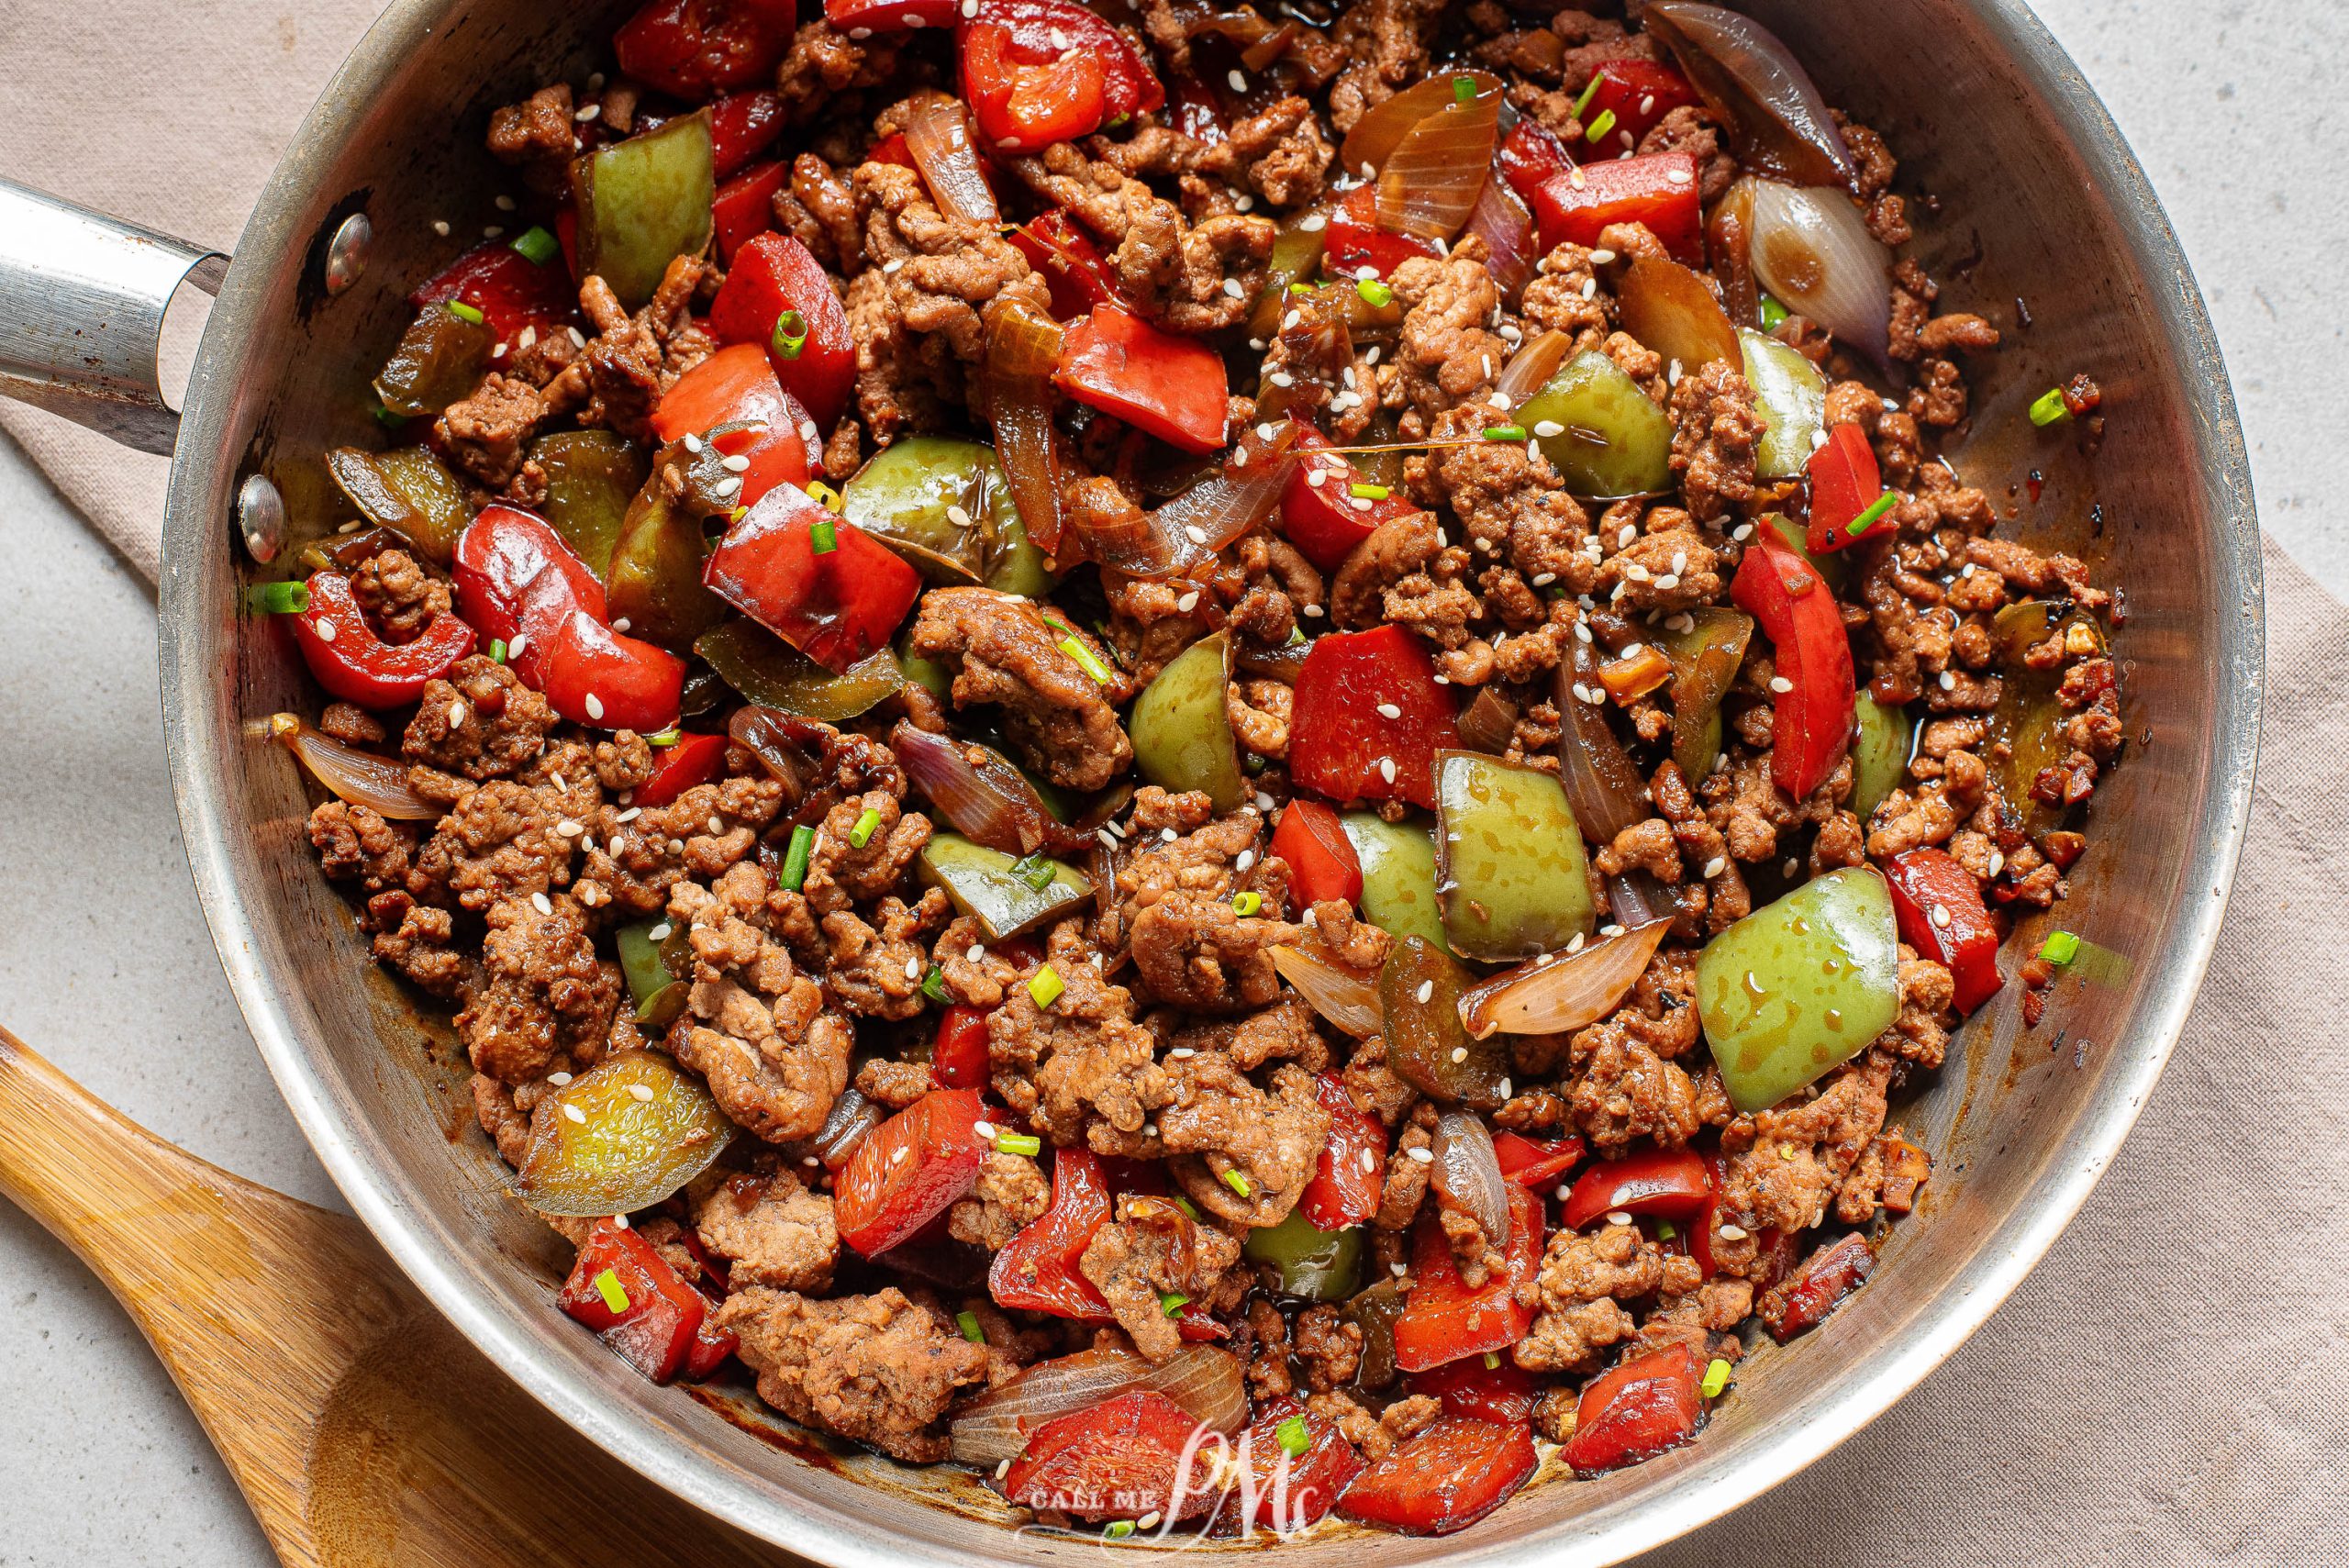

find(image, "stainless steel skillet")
[0,2,2263,1562]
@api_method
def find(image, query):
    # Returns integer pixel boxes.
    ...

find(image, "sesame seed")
[1567,932,1586,953]
[1300,213,1327,232]
[557,819,584,837]
[1377,757,1397,784]
[432,219,451,237]
[1377,703,1402,719]
[1304,603,1324,617]
[720,452,751,473]
[574,103,600,122]
[1356,265,1378,282]
[531,892,554,916]
[1671,550,1688,573]
[1770,676,1795,694]
[1785,857,1799,878]
[1408,1144,1436,1162]
[1719,1223,1750,1240]
[1391,1262,1408,1275]
[1162,827,1179,842]
[547,1071,573,1086]
[1704,856,1727,879]
[1170,1047,1196,1060]
[649,922,670,939]
[484,226,504,240]
[1588,248,1617,264]
[563,1103,587,1123]
[1665,166,1692,184]
[1255,792,1276,811]
[974,1121,998,1141]
[997,136,1021,150]
[892,1145,908,1163]
[1655,573,1680,590]
[1988,851,2006,878]
[1097,828,1119,851]
[1811,428,1831,451]
[1185,524,1210,544]
[1175,590,1200,612]
[1732,522,1755,541]
[1608,1209,1632,1225]
[1236,849,1256,872]
[315,617,339,642]
[1415,979,1434,1004]
[628,1083,655,1103]
[1601,924,1623,938]
[707,816,725,836]
[683,433,703,455]
[1939,670,1958,691]
[584,692,605,721]
[1931,904,1953,929]
[1581,276,1598,300]
[883,259,904,274]
[1266,371,1294,388]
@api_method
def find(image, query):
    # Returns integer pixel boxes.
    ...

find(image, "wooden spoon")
[0,1024,795,1568]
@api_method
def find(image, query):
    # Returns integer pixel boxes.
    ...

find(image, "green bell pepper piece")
[1659,606,1753,784]
[1697,865,1900,1114]
[1340,811,1445,949]
[841,435,1057,598]
[696,618,905,721]
[1739,327,1828,480]
[572,110,715,311]
[531,430,650,580]
[373,306,490,418]
[616,919,687,1030]
[1341,1277,1408,1389]
[1432,750,1596,962]
[1848,692,1914,822]
[1130,631,1246,814]
[1379,935,1508,1107]
[1987,600,2106,836]
[1242,1208,1364,1302]
[918,832,1092,940]
[325,445,473,565]
[1520,350,1675,499]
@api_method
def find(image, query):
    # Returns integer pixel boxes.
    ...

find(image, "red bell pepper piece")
[557,1219,709,1384]
[1337,1416,1537,1536]
[1804,422,1885,554]
[1004,1390,1222,1522]
[1408,1355,1542,1426]
[706,234,855,431]
[1321,183,1438,281]
[1297,1071,1385,1231]
[1497,119,1574,207]
[1882,848,2003,1014]
[865,132,918,170]
[825,0,962,30]
[712,159,787,266]
[1560,1147,1712,1230]
[930,1003,993,1091]
[990,1147,1115,1317]
[1269,799,1364,908]
[683,1307,740,1379]
[651,342,814,510]
[832,1088,993,1256]
[960,0,1163,152]
[1052,306,1228,454]
[452,506,686,733]
[289,570,475,709]
[1278,421,1416,574]
[407,240,578,348]
[1492,1129,1586,1190]
[1558,1342,1704,1475]
[1532,150,1704,263]
[704,484,921,673]
[633,732,729,807]
[1758,1231,1875,1342]
[1393,1184,1542,1373]
[1731,519,1855,802]
[615,0,798,99]
[707,89,786,178]
[1236,1396,1363,1530]
[1575,60,1701,161]
[1006,209,1125,320]
[1288,625,1461,811]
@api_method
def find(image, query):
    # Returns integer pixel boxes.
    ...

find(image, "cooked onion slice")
[1341,71,1502,175]
[269,713,439,820]
[1269,943,1383,1039]
[807,1087,885,1170]
[978,295,1064,553]
[902,95,998,226]
[1462,175,1536,304]
[1555,639,1649,841]
[1376,83,1503,241]
[1459,918,1673,1038]
[1103,420,1299,579]
[948,1344,1247,1463]
[1431,1108,1509,1240]
[892,719,1079,858]
[1740,177,1894,372]
[1494,328,1575,408]
[1643,2,1856,188]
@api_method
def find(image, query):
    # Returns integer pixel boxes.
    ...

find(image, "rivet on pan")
[239,473,286,563]
[323,212,372,297]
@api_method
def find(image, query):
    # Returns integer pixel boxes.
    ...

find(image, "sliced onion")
[1556,638,1648,842]
[891,719,1081,858]
[1431,1108,1509,1240]
[270,714,440,820]
[1741,177,1894,373]
[1102,421,1299,579]
[902,94,997,226]
[948,1344,1247,1463]
[1461,174,1536,304]
[1643,2,1856,189]
[1341,71,1501,175]
[1617,253,1742,371]
[1607,867,1678,931]
[1269,943,1382,1039]
[807,1087,884,1170]
[1376,86,1503,241]
[1458,918,1672,1038]
[1456,685,1519,754]
[1707,177,1762,328]
[728,705,822,805]
[978,295,1064,553]
[1494,328,1575,408]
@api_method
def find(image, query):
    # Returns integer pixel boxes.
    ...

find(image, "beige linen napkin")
[3,4,2342,1562]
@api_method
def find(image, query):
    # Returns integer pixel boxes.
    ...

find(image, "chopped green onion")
[247,580,310,615]
[1483,1351,1501,1370]
[729,505,749,524]
[1757,292,1788,331]
[2029,385,2071,427]
[809,517,839,555]
[1656,1218,1677,1241]
[1106,112,1131,129]
[489,638,509,664]
[1847,493,1898,537]
[1453,75,1477,105]
[1482,424,1526,442]
[957,1309,986,1343]
[1222,1169,1252,1198]
[1027,964,1065,1010]
[1009,852,1057,891]
[509,225,560,266]
[1058,635,1114,684]
[1700,1357,1732,1398]
[848,806,883,848]
[771,307,807,361]
[2039,929,2081,965]
[922,964,951,1004]
[1104,1521,1135,1540]
[1349,482,1390,500]
[1231,891,1262,917]
[1289,282,1314,295]
[781,823,815,891]
[1355,277,1394,308]
[1285,625,1308,647]
[1158,1292,1190,1317]
[645,727,682,747]
[593,1268,631,1315]
[996,1130,1043,1156]
[1173,1195,1201,1220]
[1572,74,1603,118]
[1275,1415,1310,1456]
[445,299,485,325]
[1585,107,1617,145]
[370,400,407,430]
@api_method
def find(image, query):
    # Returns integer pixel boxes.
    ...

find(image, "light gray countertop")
[0,1,2341,1562]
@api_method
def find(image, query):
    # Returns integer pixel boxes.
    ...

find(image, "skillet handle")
[0,178,228,457]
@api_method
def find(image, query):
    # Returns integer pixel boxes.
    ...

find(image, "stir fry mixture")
[273,0,2122,1539]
